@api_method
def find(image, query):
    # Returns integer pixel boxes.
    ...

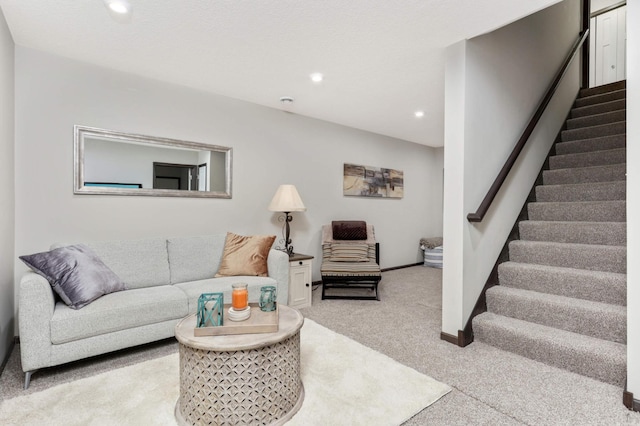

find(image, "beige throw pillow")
[215,232,276,277]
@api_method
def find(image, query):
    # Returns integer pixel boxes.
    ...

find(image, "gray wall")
[442,0,581,335]
[13,47,444,331]
[0,8,15,365]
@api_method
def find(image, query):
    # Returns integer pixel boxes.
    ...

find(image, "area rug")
[0,319,450,426]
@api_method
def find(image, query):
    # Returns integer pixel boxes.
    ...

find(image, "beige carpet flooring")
[2,266,640,424]
[0,319,450,426]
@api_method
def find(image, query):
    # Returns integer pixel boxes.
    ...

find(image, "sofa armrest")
[19,271,56,372]
[267,249,290,305]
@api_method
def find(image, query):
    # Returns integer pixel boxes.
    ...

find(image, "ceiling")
[0,0,562,147]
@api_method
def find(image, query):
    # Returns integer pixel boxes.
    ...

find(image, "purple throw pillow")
[20,244,125,309]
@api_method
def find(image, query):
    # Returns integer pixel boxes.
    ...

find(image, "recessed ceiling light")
[103,0,132,19]
[310,73,324,83]
[107,0,130,14]
[414,111,425,118]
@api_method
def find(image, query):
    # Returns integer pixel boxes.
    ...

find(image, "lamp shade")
[268,185,306,212]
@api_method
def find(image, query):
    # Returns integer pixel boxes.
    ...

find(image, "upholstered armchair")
[320,221,381,300]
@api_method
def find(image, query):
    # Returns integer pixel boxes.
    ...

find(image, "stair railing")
[466,29,590,223]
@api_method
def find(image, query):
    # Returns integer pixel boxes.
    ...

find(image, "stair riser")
[535,182,625,202]
[578,81,626,98]
[519,221,626,246]
[561,122,626,142]
[566,110,626,130]
[486,287,626,344]
[549,148,625,170]
[498,262,626,306]
[509,241,626,273]
[528,201,626,222]
[555,135,626,155]
[475,82,629,389]
[543,164,626,185]
[570,99,626,119]
[574,89,626,108]
[473,316,626,386]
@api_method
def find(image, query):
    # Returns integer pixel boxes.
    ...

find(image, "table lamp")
[268,184,306,256]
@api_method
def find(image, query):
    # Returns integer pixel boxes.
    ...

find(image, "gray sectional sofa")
[18,234,289,389]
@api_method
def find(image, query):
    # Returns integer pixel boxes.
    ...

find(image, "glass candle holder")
[232,283,249,310]
[196,293,223,327]
[259,286,277,312]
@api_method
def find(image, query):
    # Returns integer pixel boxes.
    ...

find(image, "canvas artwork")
[343,163,404,198]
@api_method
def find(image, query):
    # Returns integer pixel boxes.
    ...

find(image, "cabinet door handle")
[299,261,303,265]
[306,283,310,287]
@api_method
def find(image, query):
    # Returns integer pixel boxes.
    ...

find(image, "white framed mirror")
[74,125,232,198]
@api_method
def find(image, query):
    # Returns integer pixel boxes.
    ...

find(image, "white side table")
[288,253,313,309]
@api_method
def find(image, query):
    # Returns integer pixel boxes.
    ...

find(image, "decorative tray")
[193,303,279,337]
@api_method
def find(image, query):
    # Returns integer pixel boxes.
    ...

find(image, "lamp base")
[276,212,296,257]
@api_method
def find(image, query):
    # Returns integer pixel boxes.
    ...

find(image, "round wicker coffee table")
[174,305,304,426]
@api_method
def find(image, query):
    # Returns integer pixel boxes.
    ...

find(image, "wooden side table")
[174,305,304,426]
[288,253,313,309]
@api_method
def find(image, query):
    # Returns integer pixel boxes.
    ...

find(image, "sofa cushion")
[167,235,226,284]
[50,285,188,344]
[215,233,276,277]
[87,239,171,289]
[175,276,278,313]
[19,244,125,309]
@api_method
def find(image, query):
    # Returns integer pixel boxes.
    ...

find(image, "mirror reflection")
[74,126,232,198]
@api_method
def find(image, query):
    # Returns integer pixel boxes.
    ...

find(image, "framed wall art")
[343,163,404,198]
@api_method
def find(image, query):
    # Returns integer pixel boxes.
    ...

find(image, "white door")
[593,6,627,86]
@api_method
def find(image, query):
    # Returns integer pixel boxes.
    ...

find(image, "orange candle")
[232,283,248,310]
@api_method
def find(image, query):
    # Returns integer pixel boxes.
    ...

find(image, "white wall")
[626,0,639,402]
[0,7,15,365]
[442,40,467,334]
[13,47,444,332]
[442,0,581,335]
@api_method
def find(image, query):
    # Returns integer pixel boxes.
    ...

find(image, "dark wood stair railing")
[467,29,589,223]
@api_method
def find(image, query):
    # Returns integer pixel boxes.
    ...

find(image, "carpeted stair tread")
[535,181,625,202]
[578,80,626,98]
[561,121,626,142]
[554,134,626,155]
[485,286,626,344]
[518,220,626,245]
[527,200,625,222]
[548,148,625,170]
[565,110,626,130]
[498,262,626,306]
[543,163,626,185]
[573,89,626,108]
[472,312,626,386]
[473,82,628,387]
[570,98,626,119]
[508,240,626,273]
